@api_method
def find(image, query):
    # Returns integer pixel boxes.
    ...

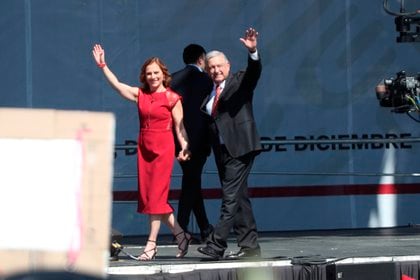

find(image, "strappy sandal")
[175,231,191,258]
[139,240,157,261]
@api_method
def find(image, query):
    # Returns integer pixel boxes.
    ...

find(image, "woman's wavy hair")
[139,57,172,92]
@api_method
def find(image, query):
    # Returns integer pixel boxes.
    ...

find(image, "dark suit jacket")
[171,65,213,155]
[201,55,262,158]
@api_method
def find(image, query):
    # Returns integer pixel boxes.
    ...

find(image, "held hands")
[239,27,258,53]
[177,148,191,162]
[92,44,106,68]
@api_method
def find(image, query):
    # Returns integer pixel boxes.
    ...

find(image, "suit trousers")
[207,144,259,253]
[177,150,210,232]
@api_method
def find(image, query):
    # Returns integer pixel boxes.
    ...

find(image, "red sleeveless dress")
[136,88,181,214]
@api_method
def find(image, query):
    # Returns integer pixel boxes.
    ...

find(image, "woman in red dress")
[92,44,192,261]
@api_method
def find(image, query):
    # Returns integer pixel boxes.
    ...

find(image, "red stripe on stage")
[112,183,420,201]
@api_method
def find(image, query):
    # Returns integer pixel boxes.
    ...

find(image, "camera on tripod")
[376,71,420,113]
[383,0,420,43]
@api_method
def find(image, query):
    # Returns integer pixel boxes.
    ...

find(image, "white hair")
[206,50,229,63]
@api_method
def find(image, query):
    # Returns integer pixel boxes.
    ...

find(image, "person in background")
[197,28,263,260]
[92,44,192,261]
[171,44,214,243]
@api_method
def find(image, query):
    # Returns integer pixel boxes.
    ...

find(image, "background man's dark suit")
[198,47,262,258]
[171,64,213,240]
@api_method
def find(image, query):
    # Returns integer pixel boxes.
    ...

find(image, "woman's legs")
[148,214,162,241]
[139,214,161,260]
[161,212,183,234]
[140,213,191,259]
[161,213,191,258]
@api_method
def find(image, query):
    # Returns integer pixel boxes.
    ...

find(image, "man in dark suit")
[171,44,214,242]
[197,28,262,259]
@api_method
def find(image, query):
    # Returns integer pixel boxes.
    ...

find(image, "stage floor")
[107,226,420,279]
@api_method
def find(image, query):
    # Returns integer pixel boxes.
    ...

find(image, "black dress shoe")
[197,245,223,259]
[200,224,214,242]
[225,248,261,260]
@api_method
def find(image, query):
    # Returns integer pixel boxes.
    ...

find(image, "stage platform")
[107,226,420,280]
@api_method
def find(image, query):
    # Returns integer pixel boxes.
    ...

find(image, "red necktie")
[211,85,221,117]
